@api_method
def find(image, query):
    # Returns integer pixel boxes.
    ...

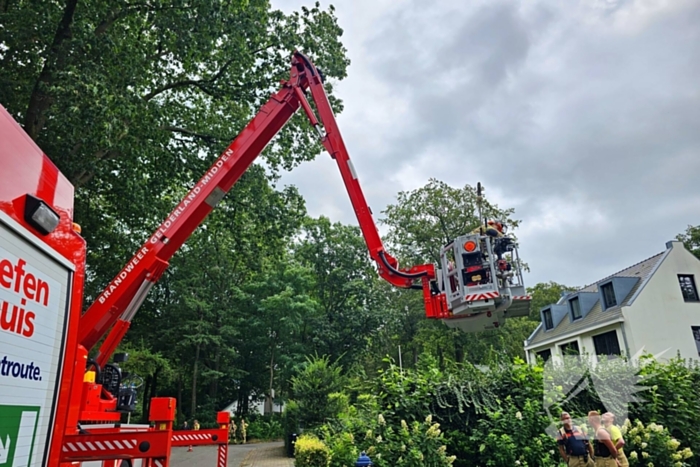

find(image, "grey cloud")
[277,0,700,287]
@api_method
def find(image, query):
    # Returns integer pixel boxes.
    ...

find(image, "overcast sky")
[272,0,700,289]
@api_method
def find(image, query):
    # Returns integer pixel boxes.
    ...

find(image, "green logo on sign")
[0,405,39,467]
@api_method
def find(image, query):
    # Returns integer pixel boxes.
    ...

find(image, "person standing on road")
[240,418,248,444]
[188,419,200,452]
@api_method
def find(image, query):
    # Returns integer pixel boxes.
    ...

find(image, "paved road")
[169,441,291,467]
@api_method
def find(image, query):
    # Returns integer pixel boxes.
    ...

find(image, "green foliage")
[631,355,700,456]
[0,0,350,303]
[0,0,355,424]
[381,179,519,265]
[467,398,559,466]
[247,416,284,441]
[677,224,700,259]
[320,406,457,467]
[288,355,345,430]
[622,419,693,467]
[284,400,302,453]
[294,216,383,367]
[282,353,700,467]
[118,341,174,383]
[294,434,331,467]
[369,415,456,467]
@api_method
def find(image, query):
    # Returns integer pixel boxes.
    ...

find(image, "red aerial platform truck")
[0,51,529,466]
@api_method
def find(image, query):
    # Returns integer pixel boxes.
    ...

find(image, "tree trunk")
[150,368,159,410]
[190,342,201,416]
[266,345,275,415]
[209,347,221,401]
[177,373,183,419]
[23,0,79,139]
[141,376,151,422]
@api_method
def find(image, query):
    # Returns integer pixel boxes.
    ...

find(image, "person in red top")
[557,412,594,466]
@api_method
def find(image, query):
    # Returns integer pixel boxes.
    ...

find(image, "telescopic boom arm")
[79,51,446,368]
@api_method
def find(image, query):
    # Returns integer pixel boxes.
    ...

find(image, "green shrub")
[247,415,284,441]
[291,355,345,427]
[324,431,358,467]
[467,397,560,466]
[289,352,700,466]
[622,419,693,467]
[294,434,331,467]
[322,412,456,467]
[284,400,301,455]
[631,355,700,458]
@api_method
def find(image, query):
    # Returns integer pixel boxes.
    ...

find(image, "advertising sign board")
[0,215,72,466]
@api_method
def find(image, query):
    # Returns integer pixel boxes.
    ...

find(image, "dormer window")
[543,309,554,330]
[601,282,617,309]
[570,297,582,320]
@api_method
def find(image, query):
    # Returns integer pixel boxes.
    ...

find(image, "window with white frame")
[537,349,552,362]
[560,341,580,356]
[593,330,621,357]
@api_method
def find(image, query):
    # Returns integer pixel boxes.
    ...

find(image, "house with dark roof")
[524,240,700,363]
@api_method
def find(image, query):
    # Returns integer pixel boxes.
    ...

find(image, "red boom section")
[295,58,436,287]
[290,56,447,318]
[81,51,447,368]
[79,73,303,359]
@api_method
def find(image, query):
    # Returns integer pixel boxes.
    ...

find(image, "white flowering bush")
[622,419,693,467]
[321,412,456,467]
[467,397,560,466]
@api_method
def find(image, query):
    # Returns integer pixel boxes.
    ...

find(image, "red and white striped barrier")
[512,295,532,300]
[218,444,228,467]
[464,291,500,301]
[172,433,211,442]
[62,439,138,453]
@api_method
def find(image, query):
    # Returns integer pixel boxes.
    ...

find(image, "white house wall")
[527,323,626,363]
[622,242,700,362]
[578,324,628,359]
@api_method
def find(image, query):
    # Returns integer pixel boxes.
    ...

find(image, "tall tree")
[377,179,526,365]
[238,256,318,414]
[0,0,350,301]
[294,216,383,366]
[381,178,519,265]
[124,166,308,419]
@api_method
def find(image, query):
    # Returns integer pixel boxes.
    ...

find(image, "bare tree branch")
[23,0,78,139]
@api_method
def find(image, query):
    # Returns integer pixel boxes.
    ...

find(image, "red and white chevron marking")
[153,459,165,467]
[62,439,138,453]
[464,291,499,302]
[512,295,532,300]
[218,444,228,467]
[172,433,211,442]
